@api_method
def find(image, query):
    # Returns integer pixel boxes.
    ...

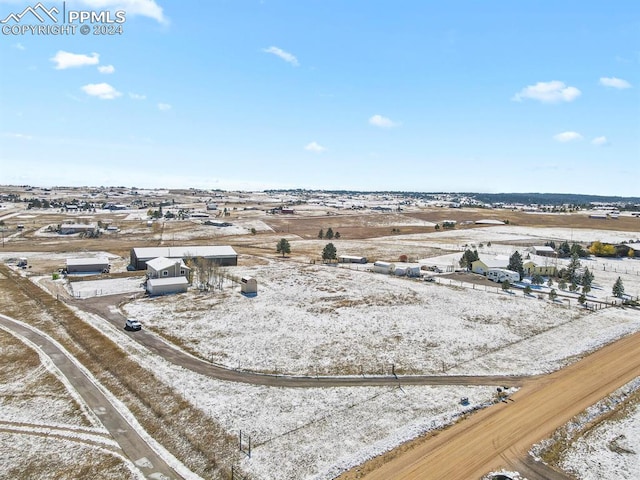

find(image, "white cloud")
[591,136,608,146]
[71,0,167,24]
[2,132,33,140]
[129,92,146,100]
[51,50,99,69]
[13,43,25,51]
[553,131,583,142]
[599,77,632,89]
[157,103,172,111]
[262,46,299,66]
[369,114,399,128]
[304,141,326,153]
[512,81,581,103]
[81,83,122,100]
[98,64,115,74]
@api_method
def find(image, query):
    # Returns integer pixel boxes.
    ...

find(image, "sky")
[0,0,638,195]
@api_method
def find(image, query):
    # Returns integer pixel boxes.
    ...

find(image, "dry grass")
[0,265,246,480]
[538,387,640,468]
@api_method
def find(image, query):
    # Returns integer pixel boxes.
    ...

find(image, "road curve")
[75,294,531,388]
[0,313,186,480]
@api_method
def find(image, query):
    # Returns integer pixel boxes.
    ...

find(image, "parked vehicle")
[124,319,142,331]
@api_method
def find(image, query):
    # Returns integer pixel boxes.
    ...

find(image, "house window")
[163,271,168,276]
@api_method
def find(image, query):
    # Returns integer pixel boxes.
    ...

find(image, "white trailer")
[487,268,520,283]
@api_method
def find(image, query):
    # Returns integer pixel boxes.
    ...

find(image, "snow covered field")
[123,260,639,377]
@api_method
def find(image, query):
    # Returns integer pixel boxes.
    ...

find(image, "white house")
[146,257,190,279]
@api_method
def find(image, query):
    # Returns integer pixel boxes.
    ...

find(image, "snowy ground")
[69,276,145,299]
[0,326,141,479]
[5,222,640,479]
[123,260,640,377]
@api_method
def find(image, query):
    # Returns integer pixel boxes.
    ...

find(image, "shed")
[338,255,367,264]
[59,223,97,235]
[527,246,557,257]
[146,276,189,296]
[240,276,257,294]
[373,261,394,274]
[66,257,110,274]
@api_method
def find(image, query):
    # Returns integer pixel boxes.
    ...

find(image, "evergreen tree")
[325,227,334,239]
[612,277,625,298]
[524,285,532,295]
[531,274,544,285]
[549,289,558,301]
[558,241,571,257]
[276,238,291,257]
[322,243,337,261]
[578,293,586,305]
[558,279,568,290]
[318,229,324,239]
[581,267,594,288]
[501,280,511,291]
[459,249,479,270]
[566,253,581,283]
[507,251,524,279]
[335,231,341,239]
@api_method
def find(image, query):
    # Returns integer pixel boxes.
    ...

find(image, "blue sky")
[0,1,638,195]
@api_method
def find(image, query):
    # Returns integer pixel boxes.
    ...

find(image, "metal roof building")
[130,245,238,270]
[66,257,110,274]
[146,276,189,296]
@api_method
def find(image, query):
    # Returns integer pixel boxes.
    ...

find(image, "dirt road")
[360,327,640,480]
[75,293,529,388]
[0,313,185,480]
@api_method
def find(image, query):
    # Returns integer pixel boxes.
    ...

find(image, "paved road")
[359,328,640,480]
[0,313,185,480]
[75,293,530,388]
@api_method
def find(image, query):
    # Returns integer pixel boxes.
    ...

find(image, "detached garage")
[147,277,189,296]
[66,257,110,274]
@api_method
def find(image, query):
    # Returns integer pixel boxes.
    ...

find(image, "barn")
[130,245,238,270]
[66,257,110,274]
[146,276,189,296]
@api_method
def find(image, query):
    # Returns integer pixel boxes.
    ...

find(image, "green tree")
[334,231,341,239]
[582,284,591,295]
[612,277,625,298]
[276,238,291,257]
[322,242,337,261]
[549,289,558,301]
[325,228,334,240]
[558,241,571,257]
[318,229,324,239]
[507,251,524,279]
[501,280,511,291]
[566,253,581,282]
[547,278,554,288]
[531,274,544,285]
[459,249,479,270]
[434,224,440,231]
[581,267,594,288]
[578,293,586,305]
[523,284,532,295]
[251,228,257,235]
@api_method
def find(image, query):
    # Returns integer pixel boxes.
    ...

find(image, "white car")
[124,319,142,331]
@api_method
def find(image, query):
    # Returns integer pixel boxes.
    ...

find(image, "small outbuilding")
[147,276,189,296]
[527,246,557,258]
[66,257,110,274]
[240,276,257,294]
[338,255,367,264]
[373,261,395,274]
